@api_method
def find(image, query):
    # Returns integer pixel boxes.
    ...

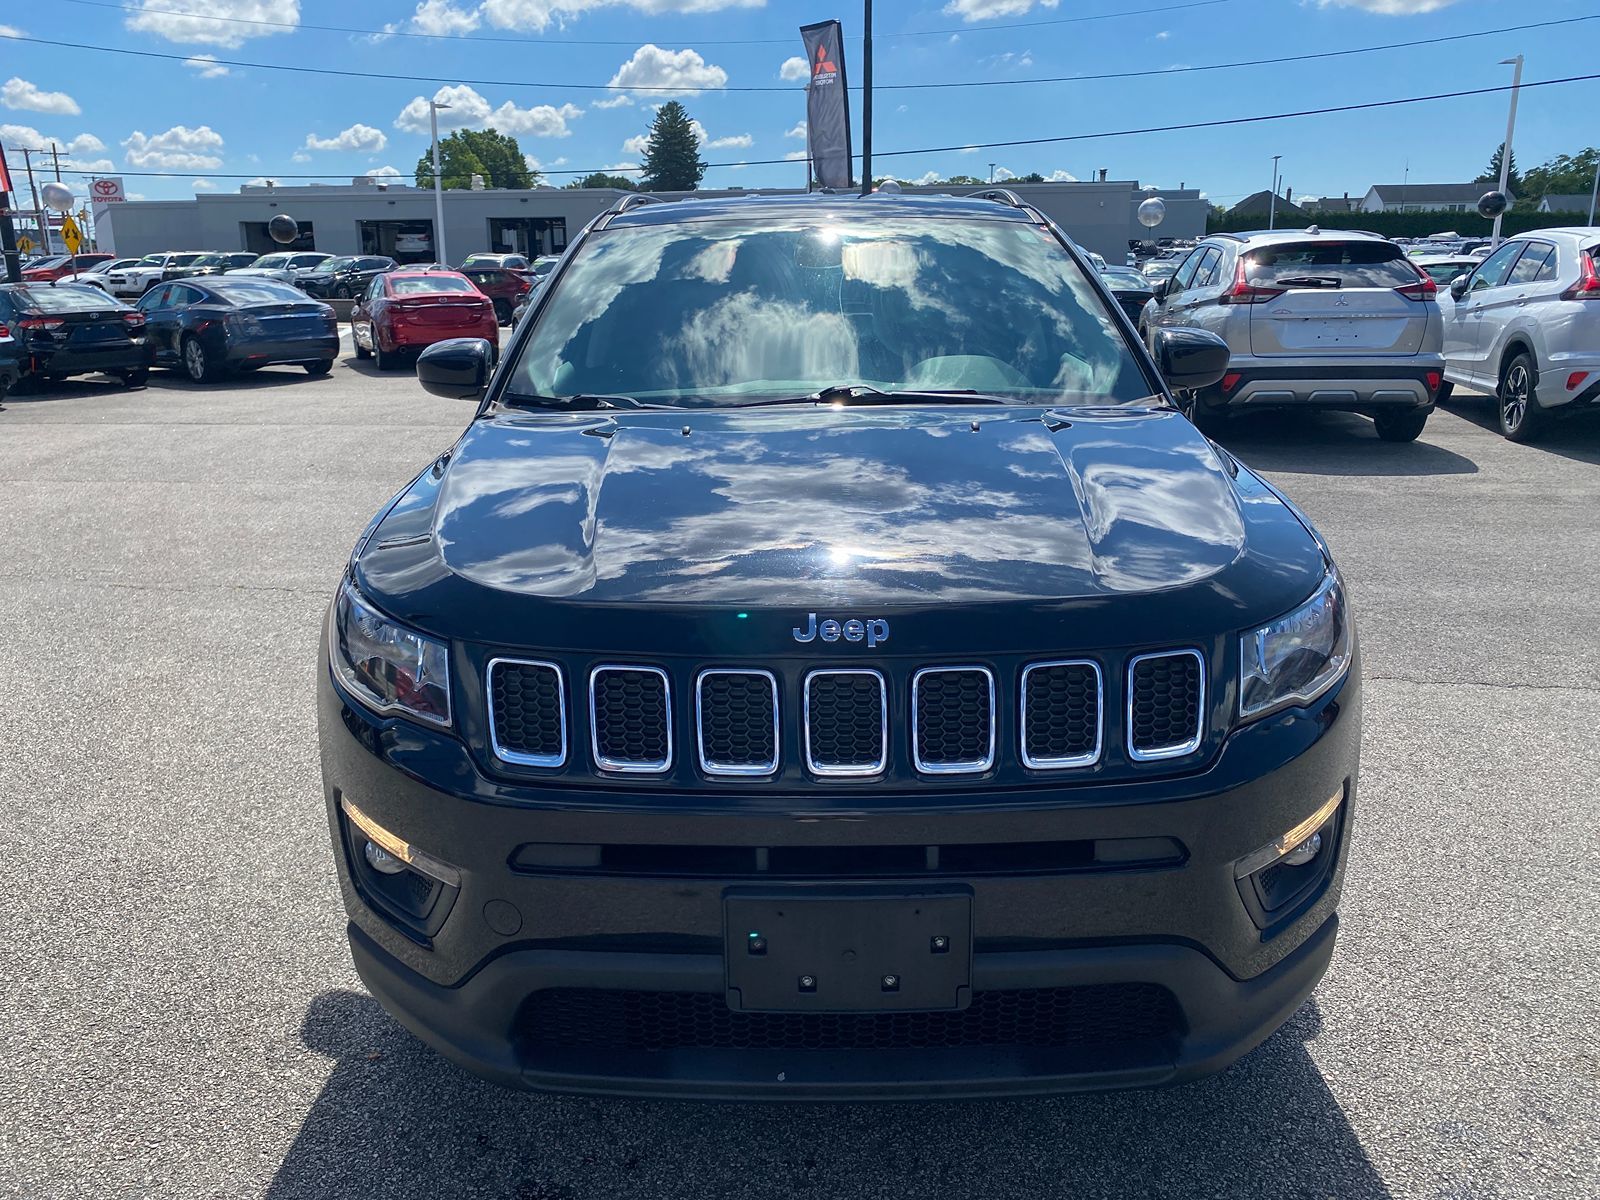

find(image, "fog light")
[364,840,407,875]
[1281,832,1322,867]
[341,797,462,887]
[1235,788,1343,879]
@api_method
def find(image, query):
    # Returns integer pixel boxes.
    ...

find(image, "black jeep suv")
[319,191,1360,1099]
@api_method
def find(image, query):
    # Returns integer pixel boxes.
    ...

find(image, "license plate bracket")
[724,890,972,1013]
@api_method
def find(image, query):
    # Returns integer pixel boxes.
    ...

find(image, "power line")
[26,71,1600,182]
[52,0,1235,48]
[5,15,1593,97]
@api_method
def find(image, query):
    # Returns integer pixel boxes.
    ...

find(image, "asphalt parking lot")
[3,353,1597,1200]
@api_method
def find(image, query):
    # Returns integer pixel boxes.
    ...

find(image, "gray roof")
[1537,194,1595,212]
[1368,183,1514,203]
[1227,189,1306,217]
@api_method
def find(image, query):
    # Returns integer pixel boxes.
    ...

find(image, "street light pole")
[1492,54,1523,249]
[430,99,451,267]
[1587,154,1599,226]
[1268,155,1281,230]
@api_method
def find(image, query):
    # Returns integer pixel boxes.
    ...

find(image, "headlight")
[331,581,452,727]
[1239,571,1352,722]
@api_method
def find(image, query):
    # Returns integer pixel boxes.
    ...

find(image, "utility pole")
[860,0,873,194]
[50,141,61,181]
[1588,154,1599,226]
[1268,155,1282,230]
[429,99,452,267]
[20,147,49,254]
[1492,54,1523,249]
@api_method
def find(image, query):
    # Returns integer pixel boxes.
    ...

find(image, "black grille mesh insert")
[522,984,1182,1052]
[1130,653,1202,755]
[1022,662,1100,766]
[592,668,670,768]
[698,673,777,771]
[914,669,993,769]
[806,672,885,771]
[489,661,564,763]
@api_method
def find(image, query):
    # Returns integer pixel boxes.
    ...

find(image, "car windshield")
[1101,268,1151,288]
[531,257,558,276]
[137,255,164,266]
[170,253,204,266]
[16,285,123,312]
[1244,241,1418,288]
[30,255,69,269]
[392,275,474,294]
[209,280,307,304]
[190,254,228,267]
[505,216,1149,408]
[313,257,356,273]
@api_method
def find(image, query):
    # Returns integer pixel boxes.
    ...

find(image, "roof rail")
[613,192,665,213]
[970,188,1026,209]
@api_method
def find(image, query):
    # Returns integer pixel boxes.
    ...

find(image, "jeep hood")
[356,405,1328,650]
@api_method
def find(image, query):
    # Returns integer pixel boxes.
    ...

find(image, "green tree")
[1522,147,1600,200]
[414,129,539,190]
[638,101,706,192]
[565,172,639,191]
[1474,142,1522,194]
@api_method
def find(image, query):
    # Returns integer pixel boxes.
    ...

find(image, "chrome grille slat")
[589,665,673,774]
[803,669,888,777]
[911,666,996,775]
[1020,659,1103,769]
[1127,650,1205,761]
[487,657,567,768]
[696,669,780,777]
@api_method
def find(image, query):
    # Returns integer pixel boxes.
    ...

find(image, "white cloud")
[779,55,808,82]
[1047,169,1077,181]
[122,124,224,170]
[409,0,480,33]
[305,123,388,153]
[958,144,980,154]
[0,25,26,38]
[592,93,634,108]
[983,50,1033,69]
[608,44,727,95]
[1316,0,1462,11]
[525,155,567,173]
[783,150,808,161]
[943,0,1058,19]
[896,104,908,114]
[394,85,581,137]
[125,0,300,48]
[365,165,402,177]
[183,55,231,78]
[2,77,80,116]
[993,166,1016,181]
[602,161,639,172]
[481,0,761,33]
[192,178,217,189]
[0,123,112,170]
[1154,30,1169,40]
[621,132,650,156]
[914,170,943,185]
[784,121,806,139]
[243,176,276,187]
[685,118,749,150]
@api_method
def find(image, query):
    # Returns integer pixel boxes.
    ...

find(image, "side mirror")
[1156,327,1229,392]
[417,337,494,400]
[1151,278,1172,301]
[1448,274,1471,301]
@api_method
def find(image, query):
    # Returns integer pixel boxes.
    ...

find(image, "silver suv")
[1438,227,1600,441]
[1141,228,1444,441]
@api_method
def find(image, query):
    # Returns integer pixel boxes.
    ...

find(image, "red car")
[459,265,533,326]
[351,270,498,370]
[22,252,114,282]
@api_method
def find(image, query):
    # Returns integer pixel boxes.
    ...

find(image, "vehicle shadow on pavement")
[1212,411,1478,478]
[267,989,1391,1200]
[1433,397,1600,466]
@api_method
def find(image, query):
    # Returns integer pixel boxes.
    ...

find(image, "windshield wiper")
[740,384,1007,408]
[501,392,671,411]
[1272,275,1343,289]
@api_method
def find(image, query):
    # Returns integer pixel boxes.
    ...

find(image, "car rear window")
[15,285,126,312]
[208,280,307,304]
[1244,241,1419,288]
[392,276,474,294]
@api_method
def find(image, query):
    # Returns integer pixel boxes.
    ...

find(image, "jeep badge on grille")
[792,612,890,648]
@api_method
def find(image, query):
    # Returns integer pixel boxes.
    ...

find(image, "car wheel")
[373,335,396,371]
[334,283,350,300]
[353,323,372,360]
[493,299,512,326]
[1373,410,1428,442]
[1497,352,1545,443]
[121,367,149,389]
[304,358,333,376]
[182,335,220,384]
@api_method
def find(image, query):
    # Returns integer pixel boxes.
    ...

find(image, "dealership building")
[93,177,1206,263]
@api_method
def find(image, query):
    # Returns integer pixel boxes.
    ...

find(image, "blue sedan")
[136,276,340,383]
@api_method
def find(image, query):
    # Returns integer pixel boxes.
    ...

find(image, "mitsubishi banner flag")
[800,20,852,189]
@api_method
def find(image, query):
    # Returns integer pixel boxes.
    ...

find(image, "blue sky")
[2,0,1597,207]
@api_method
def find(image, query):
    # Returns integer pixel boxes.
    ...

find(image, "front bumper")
[320,654,1359,1099]
[1213,358,1443,414]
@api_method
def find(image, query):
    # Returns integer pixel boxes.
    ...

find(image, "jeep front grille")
[487,658,567,767]
[911,666,996,774]
[1127,650,1205,761]
[804,669,888,776]
[695,669,779,776]
[1020,660,1102,769]
[589,665,672,773]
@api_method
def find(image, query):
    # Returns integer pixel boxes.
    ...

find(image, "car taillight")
[16,316,65,331]
[1560,251,1600,300]
[1425,370,1442,393]
[122,312,145,328]
[1568,372,1591,391]
[1396,265,1437,301]
[1221,372,1243,394]
[1219,258,1285,305]
[0,323,8,338]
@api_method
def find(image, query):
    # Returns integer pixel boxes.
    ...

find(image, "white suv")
[1141,228,1444,441]
[1438,227,1600,441]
